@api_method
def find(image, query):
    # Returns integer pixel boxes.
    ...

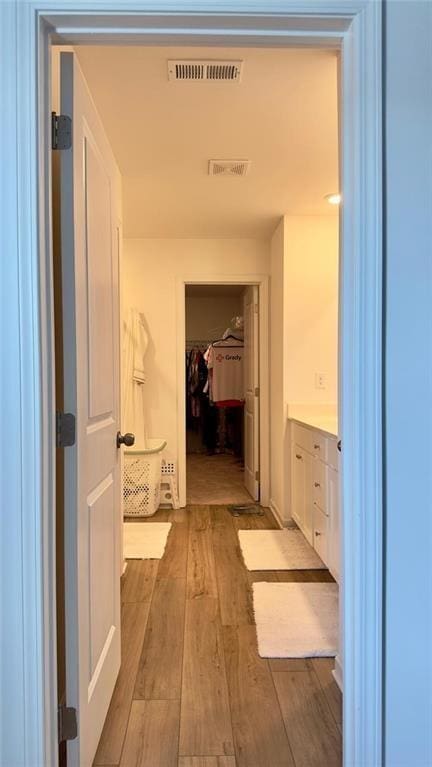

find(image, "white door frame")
[177,275,270,509]
[0,3,382,766]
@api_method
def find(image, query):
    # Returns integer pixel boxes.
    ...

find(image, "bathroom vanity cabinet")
[290,420,340,582]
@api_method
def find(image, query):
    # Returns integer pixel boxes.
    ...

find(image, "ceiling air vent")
[168,60,243,83]
[209,160,251,177]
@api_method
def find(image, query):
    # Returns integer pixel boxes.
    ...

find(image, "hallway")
[94,506,342,766]
[186,454,253,505]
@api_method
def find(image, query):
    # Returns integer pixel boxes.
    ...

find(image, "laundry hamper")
[160,458,180,509]
[123,439,167,517]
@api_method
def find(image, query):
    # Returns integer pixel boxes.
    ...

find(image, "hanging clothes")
[204,336,244,407]
[186,348,208,420]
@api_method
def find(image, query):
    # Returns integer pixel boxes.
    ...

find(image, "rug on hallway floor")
[253,582,338,658]
[238,528,326,570]
[123,522,172,559]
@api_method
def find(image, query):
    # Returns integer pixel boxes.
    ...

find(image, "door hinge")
[254,387,259,397]
[52,111,72,150]
[255,470,260,481]
[58,705,78,743]
[56,411,76,448]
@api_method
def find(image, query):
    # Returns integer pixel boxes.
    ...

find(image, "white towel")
[132,309,148,384]
[122,308,149,449]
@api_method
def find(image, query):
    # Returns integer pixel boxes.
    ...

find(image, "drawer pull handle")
[295,453,302,460]
[314,482,320,488]
[315,531,322,536]
[314,444,320,450]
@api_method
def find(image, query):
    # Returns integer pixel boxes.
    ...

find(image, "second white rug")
[238,528,325,570]
[253,582,338,658]
[123,522,172,559]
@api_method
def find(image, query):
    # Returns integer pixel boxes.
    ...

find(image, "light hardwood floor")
[94,506,342,767]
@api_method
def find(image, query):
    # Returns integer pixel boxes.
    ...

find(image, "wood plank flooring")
[94,506,342,766]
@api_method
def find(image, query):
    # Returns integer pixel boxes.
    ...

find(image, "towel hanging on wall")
[122,308,149,449]
[132,309,149,384]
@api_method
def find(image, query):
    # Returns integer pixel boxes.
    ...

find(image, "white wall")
[384,2,432,764]
[269,214,339,523]
[122,238,269,464]
[185,295,242,342]
[284,215,338,407]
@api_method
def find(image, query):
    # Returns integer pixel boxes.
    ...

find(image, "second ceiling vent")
[168,59,243,82]
[209,160,251,177]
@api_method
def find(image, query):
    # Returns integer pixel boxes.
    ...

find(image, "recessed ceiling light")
[325,193,341,205]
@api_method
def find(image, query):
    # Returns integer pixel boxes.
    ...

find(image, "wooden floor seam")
[176,515,190,764]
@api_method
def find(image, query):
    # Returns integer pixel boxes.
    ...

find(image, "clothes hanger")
[212,333,244,346]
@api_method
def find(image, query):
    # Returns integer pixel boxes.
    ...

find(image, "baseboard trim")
[269,499,285,529]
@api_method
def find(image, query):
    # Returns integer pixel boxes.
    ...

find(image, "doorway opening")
[185,283,259,505]
[53,42,342,766]
[38,4,384,763]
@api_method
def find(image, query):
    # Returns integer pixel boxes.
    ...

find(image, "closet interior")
[185,284,252,504]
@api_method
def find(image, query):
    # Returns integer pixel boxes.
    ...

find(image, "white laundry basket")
[160,458,180,509]
[123,439,167,517]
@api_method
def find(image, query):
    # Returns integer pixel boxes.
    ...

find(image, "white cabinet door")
[313,506,329,565]
[243,285,259,500]
[291,445,305,529]
[303,452,314,545]
[291,446,313,544]
[60,52,122,767]
[327,466,340,582]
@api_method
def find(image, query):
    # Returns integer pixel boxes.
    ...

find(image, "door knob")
[117,431,135,448]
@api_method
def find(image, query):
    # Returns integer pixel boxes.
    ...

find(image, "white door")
[243,286,260,500]
[291,445,306,529]
[60,52,122,767]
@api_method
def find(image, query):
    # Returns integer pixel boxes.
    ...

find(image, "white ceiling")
[75,45,339,239]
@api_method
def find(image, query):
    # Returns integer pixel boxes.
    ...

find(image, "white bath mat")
[238,528,325,570]
[123,522,172,559]
[253,582,338,658]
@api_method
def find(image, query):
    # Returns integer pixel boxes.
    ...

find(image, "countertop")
[287,407,338,438]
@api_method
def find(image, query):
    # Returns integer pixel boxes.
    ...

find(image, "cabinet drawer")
[311,432,328,461]
[291,422,313,453]
[313,506,329,566]
[312,460,327,515]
